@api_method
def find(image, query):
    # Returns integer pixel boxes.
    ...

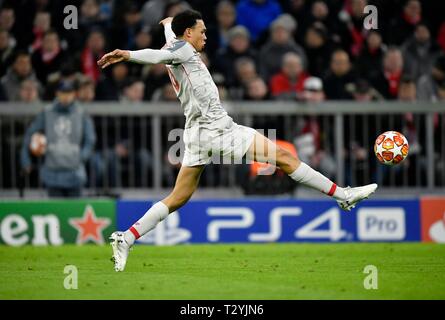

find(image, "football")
[29,132,47,157]
[374,131,409,166]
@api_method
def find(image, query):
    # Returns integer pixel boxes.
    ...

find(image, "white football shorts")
[182,116,257,167]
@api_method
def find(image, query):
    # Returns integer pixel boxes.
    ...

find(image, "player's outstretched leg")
[246,132,377,211]
[110,165,204,272]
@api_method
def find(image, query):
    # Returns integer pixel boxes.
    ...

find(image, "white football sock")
[124,201,170,245]
[289,162,347,201]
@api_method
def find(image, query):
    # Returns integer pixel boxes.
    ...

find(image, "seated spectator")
[303,22,332,78]
[214,26,257,88]
[120,79,145,103]
[243,76,270,100]
[79,0,109,32]
[31,29,66,86]
[18,79,41,103]
[355,30,387,82]
[270,52,309,100]
[0,7,15,38]
[1,51,41,101]
[401,22,441,81]
[0,28,16,77]
[236,0,283,43]
[81,29,106,83]
[96,62,129,101]
[337,0,369,57]
[387,0,422,45]
[77,76,96,103]
[229,57,258,99]
[206,1,237,57]
[370,47,409,100]
[259,14,307,81]
[323,49,357,100]
[30,11,51,53]
[417,54,445,101]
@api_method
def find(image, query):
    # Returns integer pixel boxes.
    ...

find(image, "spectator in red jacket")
[270,52,309,100]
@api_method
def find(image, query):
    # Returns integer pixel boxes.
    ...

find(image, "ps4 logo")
[207,207,347,242]
[137,211,191,245]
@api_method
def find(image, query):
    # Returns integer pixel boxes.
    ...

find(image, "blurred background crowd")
[1,0,445,104]
[0,0,444,197]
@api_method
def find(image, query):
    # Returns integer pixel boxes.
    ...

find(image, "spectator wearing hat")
[236,0,282,43]
[20,80,96,198]
[293,76,336,180]
[270,52,309,100]
[417,53,445,101]
[214,26,258,88]
[299,76,325,102]
[259,14,307,81]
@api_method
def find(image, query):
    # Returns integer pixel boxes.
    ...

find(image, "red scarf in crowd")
[384,70,402,97]
[81,47,103,82]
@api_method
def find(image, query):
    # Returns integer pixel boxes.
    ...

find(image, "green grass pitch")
[0,243,444,300]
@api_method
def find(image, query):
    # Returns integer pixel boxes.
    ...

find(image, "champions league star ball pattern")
[374,131,409,166]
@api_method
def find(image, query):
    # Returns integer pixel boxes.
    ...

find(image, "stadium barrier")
[0,101,444,197]
[1,197,444,246]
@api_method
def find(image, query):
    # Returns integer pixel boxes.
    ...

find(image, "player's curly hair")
[171,9,202,37]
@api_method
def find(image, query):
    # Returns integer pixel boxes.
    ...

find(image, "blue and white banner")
[117,199,420,244]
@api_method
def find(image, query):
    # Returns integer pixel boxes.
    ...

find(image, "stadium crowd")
[0,0,444,194]
[1,0,445,104]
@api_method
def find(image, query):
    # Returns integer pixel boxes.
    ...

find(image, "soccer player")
[97,10,378,272]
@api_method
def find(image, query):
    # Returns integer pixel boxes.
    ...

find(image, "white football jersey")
[129,24,228,129]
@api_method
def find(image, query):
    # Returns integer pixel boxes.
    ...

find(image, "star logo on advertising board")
[69,205,111,244]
